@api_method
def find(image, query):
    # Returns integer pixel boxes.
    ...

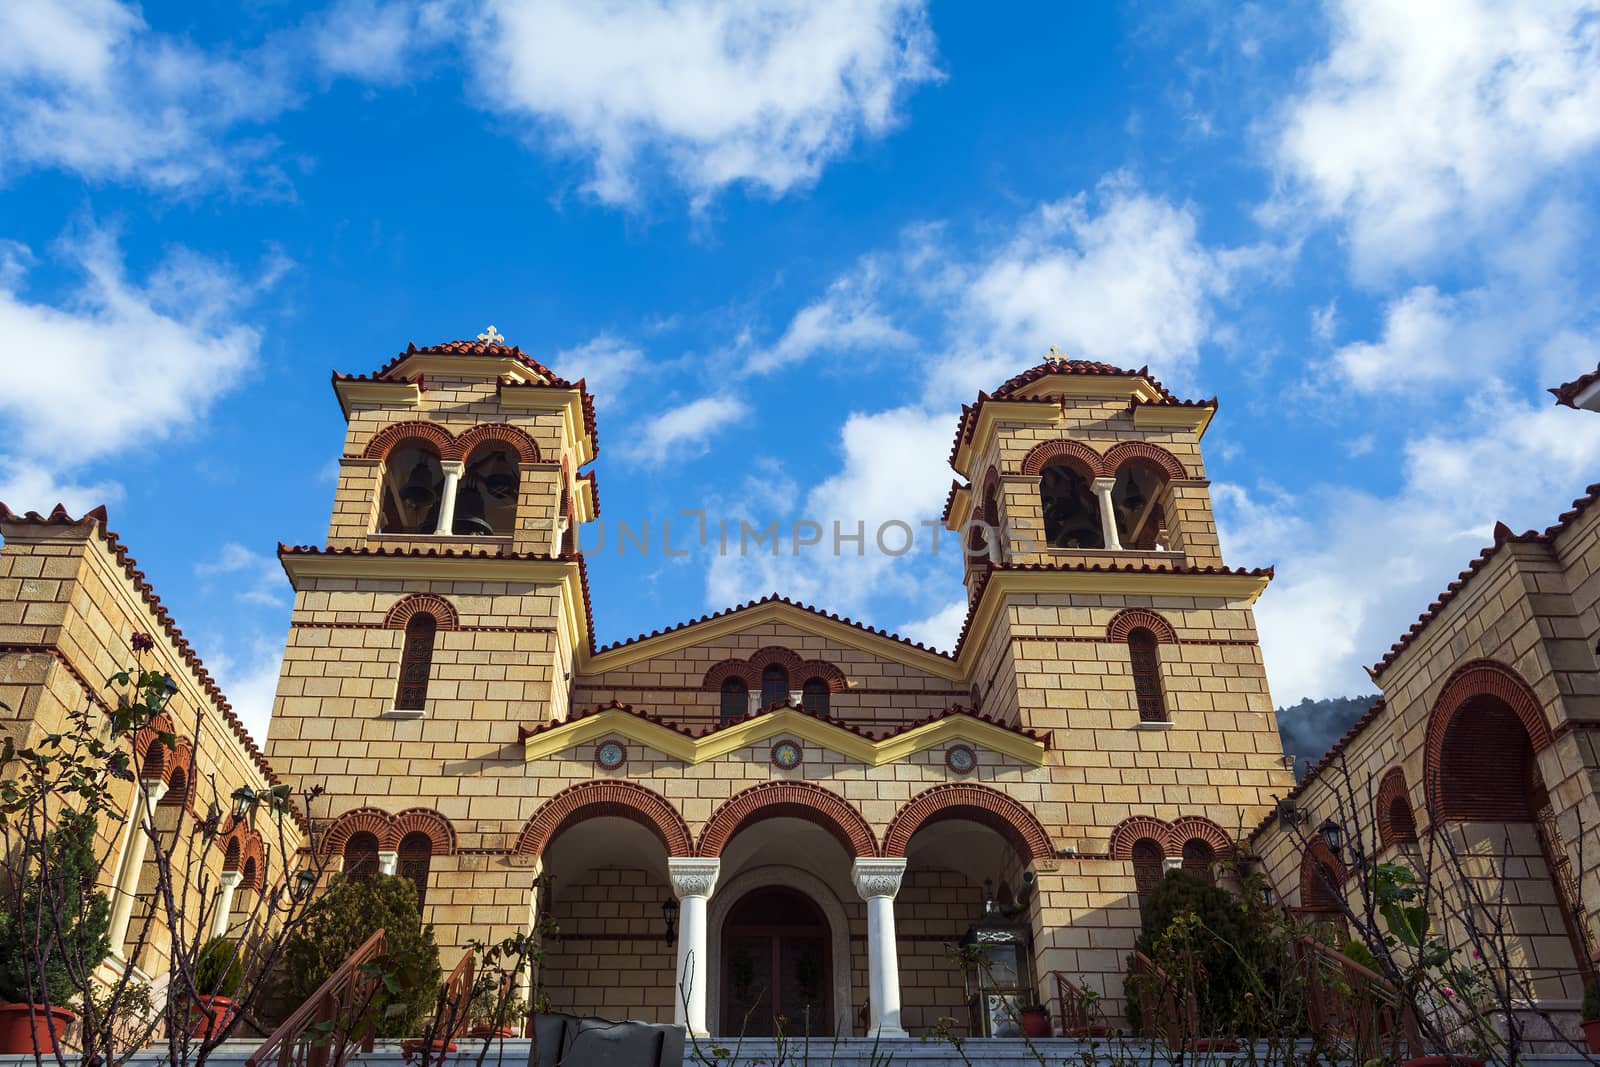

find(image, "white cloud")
[464,0,941,205]
[926,178,1236,403]
[897,598,966,653]
[554,334,645,408]
[195,543,290,607]
[312,0,447,83]
[744,265,913,374]
[1273,0,1600,274]
[0,457,122,518]
[624,394,750,465]
[1217,394,1600,703]
[203,633,285,745]
[0,0,296,191]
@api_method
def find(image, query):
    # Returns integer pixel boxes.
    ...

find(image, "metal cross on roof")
[478,325,505,345]
[1045,344,1067,362]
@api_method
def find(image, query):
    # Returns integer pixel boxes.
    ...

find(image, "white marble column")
[377,850,399,876]
[108,778,169,951]
[516,866,544,1017]
[433,460,465,535]
[211,871,244,939]
[852,858,909,1039]
[668,858,720,1036]
[1091,477,1122,550]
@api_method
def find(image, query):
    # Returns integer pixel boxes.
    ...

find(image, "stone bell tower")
[264,332,600,950]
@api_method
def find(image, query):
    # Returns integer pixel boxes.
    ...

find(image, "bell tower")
[264,331,599,825]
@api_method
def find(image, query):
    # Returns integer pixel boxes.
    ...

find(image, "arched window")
[343,831,380,881]
[378,444,445,534]
[1181,839,1215,885]
[395,612,437,710]
[457,443,519,536]
[1040,463,1104,549]
[1111,461,1168,549]
[1131,838,1165,910]
[761,665,789,710]
[1128,628,1167,722]
[1387,795,1417,842]
[1299,841,1344,914]
[801,678,830,718]
[397,831,432,912]
[161,766,188,808]
[720,678,749,723]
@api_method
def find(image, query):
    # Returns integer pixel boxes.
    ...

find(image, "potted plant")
[188,936,244,1038]
[0,810,110,1053]
[465,976,526,1039]
[1582,980,1600,1054]
[1017,1002,1051,1038]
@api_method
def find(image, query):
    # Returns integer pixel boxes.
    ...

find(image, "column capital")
[851,857,907,900]
[377,850,399,876]
[138,778,171,804]
[1091,476,1117,494]
[667,857,720,899]
[439,460,467,477]
[217,870,246,890]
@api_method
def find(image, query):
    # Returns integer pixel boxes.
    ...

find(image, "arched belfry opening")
[378,443,445,534]
[1040,461,1103,549]
[457,442,519,536]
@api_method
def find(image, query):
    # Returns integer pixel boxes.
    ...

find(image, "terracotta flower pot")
[1020,1009,1051,1038]
[189,995,237,1039]
[1582,1019,1600,1055]
[466,1025,517,1039]
[0,1003,78,1054]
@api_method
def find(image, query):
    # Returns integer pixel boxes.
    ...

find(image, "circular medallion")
[945,744,977,775]
[771,739,803,769]
[595,739,627,770]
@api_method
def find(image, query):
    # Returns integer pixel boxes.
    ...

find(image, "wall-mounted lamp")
[1277,798,1300,829]
[292,869,318,903]
[661,897,679,945]
[230,786,259,823]
[1318,818,1345,861]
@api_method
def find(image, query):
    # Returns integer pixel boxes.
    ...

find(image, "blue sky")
[3,1,1600,743]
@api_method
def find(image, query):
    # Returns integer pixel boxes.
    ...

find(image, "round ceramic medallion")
[945,744,977,775]
[771,739,803,769]
[595,739,627,770]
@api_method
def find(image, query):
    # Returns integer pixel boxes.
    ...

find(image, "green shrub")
[277,874,441,1037]
[195,936,244,997]
[1583,981,1600,1023]
[0,810,112,1005]
[1341,938,1378,973]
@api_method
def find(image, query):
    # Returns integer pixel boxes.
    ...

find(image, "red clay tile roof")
[519,698,1048,747]
[1370,483,1600,678]
[1245,697,1388,844]
[939,479,964,524]
[579,469,601,518]
[347,340,575,386]
[0,504,298,818]
[1550,363,1600,407]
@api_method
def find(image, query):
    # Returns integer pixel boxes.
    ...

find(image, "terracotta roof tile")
[1550,363,1600,407]
[939,479,964,524]
[362,340,574,386]
[518,698,1048,747]
[0,503,299,819]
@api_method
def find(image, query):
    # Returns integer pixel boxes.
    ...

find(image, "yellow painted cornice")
[954,402,1059,477]
[575,476,597,524]
[585,598,962,679]
[388,355,547,384]
[943,484,974,531]
[1132,404,1215,438]
[497,386,595,466]
[522,707,1047,767]
[333,379,421,419]
[1010,377,1167,404]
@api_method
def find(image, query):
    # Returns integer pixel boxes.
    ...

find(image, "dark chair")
[528,1013,685,1067]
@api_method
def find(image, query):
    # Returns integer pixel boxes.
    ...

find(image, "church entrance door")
[720,886,832,1037]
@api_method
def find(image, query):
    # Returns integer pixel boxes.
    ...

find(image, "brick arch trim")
[456,423,540,464]
[517,781,693,857]
[701,650,847,693]
[1167,815,1234,858]
[321,807,396,856]
[752,647,806,676]
[1108,815,1174,859]
[798,660,848,694]
[1299,839,1345,910]
[219,824,267,890]
[1020,439,1106,478]
[1375,767,1418,848]
[1102,441,1187,481]
[363,420,456,461]
[1106,608,1178,644]
[392,808,457,855]
[384,593,460,631]
[1424,658,1553,819]
[698,782,878,858]
[883,784,1055,861]
[703,659,760,690]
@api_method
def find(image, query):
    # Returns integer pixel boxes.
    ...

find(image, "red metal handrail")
[1296,936,1421,1062]
[1127,951,1198,1046]
[248,929,387,1067]
[401,952,476,1064]
[1049,971,1103,1036]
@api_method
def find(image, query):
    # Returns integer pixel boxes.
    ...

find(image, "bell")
[400,459,437,508]
[1123,488,1146,510]
[452,487,495,536]
[486,472,518,500]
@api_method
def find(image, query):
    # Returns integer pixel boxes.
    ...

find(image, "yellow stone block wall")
[0,516,302,982]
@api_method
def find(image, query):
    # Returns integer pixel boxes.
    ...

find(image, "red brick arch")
[383,593,460,631]
[752,647,806,675]
[219,824,267,891]
[1020,439,1106,478]
[702,659,760,690]
[455,423,540,464]
[320,807,396,856]
[798,661,848,694]
[698,782,878,858]
[1105,608,1177,644]
[517,781,693,857]
[702,650,847,693]
[1102,441,1187,481]
[1167,815,1234,858]
[1375,767,1418,848]
[883,784,1055,861]
[1424,658,1553,820]
[363,420,455,461]
[1299,838,1346,910]
[1108,815,1174,859]
[392,807,457,855]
